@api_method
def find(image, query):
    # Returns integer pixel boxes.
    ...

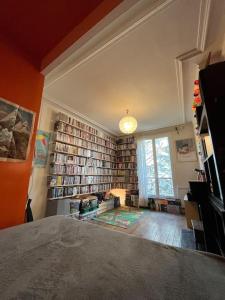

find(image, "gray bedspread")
[0,216,225,300]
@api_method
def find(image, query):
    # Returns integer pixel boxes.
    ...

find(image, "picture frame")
[0,97,35,162]
[175,138,197,162]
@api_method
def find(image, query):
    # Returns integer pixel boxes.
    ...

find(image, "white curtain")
[137,138,149,207]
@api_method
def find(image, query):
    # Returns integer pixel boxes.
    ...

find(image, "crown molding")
[174,0,211,124]
[196,0,211,51]
[43,0,212,132]
[43,94,117,136]
[174,59,185,124]
[44,0,174,87]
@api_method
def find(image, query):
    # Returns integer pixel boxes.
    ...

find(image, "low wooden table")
[184,199,200,229]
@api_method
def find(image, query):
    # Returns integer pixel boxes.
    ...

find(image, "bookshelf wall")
[112,136,138,190]
[47,113,138,201]
[48,112,117,200]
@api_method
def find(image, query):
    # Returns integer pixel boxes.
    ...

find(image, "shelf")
[57,120,116,145]
[116,141,135,145]
[56,129,116,152]
[114,168,137,170]
[48,190,108,200]
[52,150,115,163]
[49,173,115,176]
[55,138,116,157]
[50,161,86,167]
[209,195,225,214]
[113,182,138,184]
[199,105,209,135]
[116,155,136,158]
[203,153,213,164]
[49,182,113,188]
[50,162,113,169]
[195,105,203,126]
[49,113,138,200]
[115,161,136,163]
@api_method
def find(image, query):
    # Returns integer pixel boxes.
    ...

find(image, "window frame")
[145,134,175,199]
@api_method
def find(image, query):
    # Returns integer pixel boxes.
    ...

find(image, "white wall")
[135,123,199,202]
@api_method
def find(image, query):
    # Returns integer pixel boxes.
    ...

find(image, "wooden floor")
[91,208,187,248]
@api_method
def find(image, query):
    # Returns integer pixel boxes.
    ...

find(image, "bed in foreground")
[0,216,225,299]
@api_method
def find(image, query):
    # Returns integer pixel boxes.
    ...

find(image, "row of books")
[50,164,83,175]
[113,176,138,183]
[57,113,98,136]
[117,144,136,150]
[50,164,139,177]
[55,132,116,155]
[50,163,114,175]
[112,169,137,176]
[48,175,80,186]
[56,113,116,144]
[116,137,135,144]
[112,183,138,189]
[48,175,113,186]
[56,122,116,150]
[116,156,136,163]
[50,153,86,166]
[50,153,112,168]
[53,142,114,162]
[48,183,112,199]
[114,162,137,169]
[116,149,136,156]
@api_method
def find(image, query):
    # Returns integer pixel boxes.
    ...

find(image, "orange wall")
[0,38,44,229]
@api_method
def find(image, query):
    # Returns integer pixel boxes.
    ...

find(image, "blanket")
[0,216,225,299]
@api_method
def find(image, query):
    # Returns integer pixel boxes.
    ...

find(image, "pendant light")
[119,109,137,134]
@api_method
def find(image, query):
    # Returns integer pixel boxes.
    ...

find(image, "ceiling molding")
[44,0,174,88]
[174,0,211,124]
[196,0,211,51]
[41,0,139,75]
[174,59,185,124]
[43,0,212,133]
[43,94,117,136]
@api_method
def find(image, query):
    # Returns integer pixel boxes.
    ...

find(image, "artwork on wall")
[175,138,197,162]
[35,130,50,167]
[0,97,35,161]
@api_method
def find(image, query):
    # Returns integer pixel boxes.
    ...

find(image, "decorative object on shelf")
[0,97,35,161]
[175,138,197,162]
[119,109,137,134]
[35,130,50,167]
[192,80,202,111]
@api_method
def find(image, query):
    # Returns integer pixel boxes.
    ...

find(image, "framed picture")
[175,138,197,162]
[34,130,50,167]
[0,97,35,161]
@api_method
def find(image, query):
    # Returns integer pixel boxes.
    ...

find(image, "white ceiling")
[44,0,225,135]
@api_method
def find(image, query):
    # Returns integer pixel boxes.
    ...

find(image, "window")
[138,136,174,198]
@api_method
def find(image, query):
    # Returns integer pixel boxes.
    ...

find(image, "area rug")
[93,209,144,228]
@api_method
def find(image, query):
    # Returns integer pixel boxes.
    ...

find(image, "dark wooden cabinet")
[193,61,225,255]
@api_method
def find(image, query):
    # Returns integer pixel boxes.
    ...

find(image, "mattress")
[0,215,225,300]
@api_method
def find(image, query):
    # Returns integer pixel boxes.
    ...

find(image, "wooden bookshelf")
[112,136,138,190]
[48,112,116,200]
[47,113,139,201]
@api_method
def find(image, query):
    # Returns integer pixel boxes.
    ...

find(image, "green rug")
[93,209,144,228]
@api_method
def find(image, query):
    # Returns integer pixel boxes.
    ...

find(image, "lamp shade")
[119,115,137,134]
